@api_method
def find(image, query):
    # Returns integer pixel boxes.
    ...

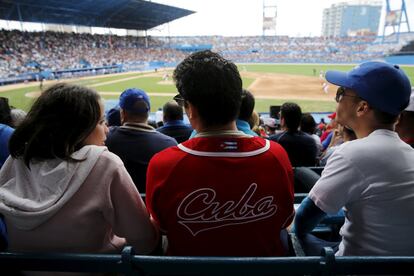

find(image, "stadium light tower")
[262,0,277,36]
[382,0,411,42]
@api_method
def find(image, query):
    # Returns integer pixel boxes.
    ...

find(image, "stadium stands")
[1,29,414,82]
[0,30,186,80]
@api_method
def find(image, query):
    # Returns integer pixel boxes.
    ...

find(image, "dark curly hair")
[281,102,302,131]
[9,83,101,167]
[239,89,255,122]
[300,113,316,134]
[173,50,242,127]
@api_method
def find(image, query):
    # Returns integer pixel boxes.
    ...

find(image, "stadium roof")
[0,0,194,30]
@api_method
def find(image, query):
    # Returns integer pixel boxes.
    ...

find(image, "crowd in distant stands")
[1,29,413,79]
[0,30,186,78]
[154,33,414,63]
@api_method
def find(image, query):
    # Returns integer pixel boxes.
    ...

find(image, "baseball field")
[1,63,413,113]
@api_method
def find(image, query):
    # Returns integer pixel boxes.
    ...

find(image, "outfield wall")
[385,55,414,65]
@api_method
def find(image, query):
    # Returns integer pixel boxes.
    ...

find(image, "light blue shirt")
[236,119,258,137]
[189,119,257,138]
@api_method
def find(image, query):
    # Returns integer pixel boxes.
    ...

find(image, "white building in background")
[322,1,382,37]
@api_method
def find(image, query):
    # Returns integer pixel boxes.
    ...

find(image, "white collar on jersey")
[177,138,270,157]
[194,130,252,138]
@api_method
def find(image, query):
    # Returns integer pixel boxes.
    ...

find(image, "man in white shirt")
[294,61,414,256]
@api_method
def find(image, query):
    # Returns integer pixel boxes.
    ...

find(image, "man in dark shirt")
[157,101,193,143]
[269,102,317,167]
[106,88,177,192]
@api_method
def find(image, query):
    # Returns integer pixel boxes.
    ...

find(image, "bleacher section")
[2,30,414,84]
[0,30,186,83]
[159,35,388,63]
[383,33,414,65]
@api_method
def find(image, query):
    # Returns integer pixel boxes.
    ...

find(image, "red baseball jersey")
[146,136,294,256]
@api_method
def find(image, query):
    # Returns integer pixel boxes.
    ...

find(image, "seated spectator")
[157,100,193,143]
[106,105,121,127]
[319,125,356,166]
[188,89,258,138]
[396,90,414,147]
[320,112,337,146]
[248,110,260,130]
[315,124,325,137]
[0,83,159,254]
[269,102,318,167]
[294,62,414,256]
[237,89,258,136]
[317,118,326,131]
[300,113,323,156]
[105,88,177,192]
[146,50,294,256]
[249,111,266,137]
[263,117,278,136]
[0,97,14,168]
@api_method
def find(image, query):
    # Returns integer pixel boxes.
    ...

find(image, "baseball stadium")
[1,0,414,274]
[0,1,413,118]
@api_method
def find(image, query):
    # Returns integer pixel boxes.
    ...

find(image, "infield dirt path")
[2,70,338,102]
[242,72,337,101]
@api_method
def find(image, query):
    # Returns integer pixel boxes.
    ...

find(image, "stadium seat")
[1,246,414,275]
[307,166,324,175]
[0,250,123,274]
[293,167,324,193]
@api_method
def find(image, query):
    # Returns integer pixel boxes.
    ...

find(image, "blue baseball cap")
[326,61,412,116]
[106,105,121,126]
[119,88,150,114]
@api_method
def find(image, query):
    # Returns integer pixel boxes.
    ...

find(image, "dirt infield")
[154,71,336,101]
[242,72,336,101]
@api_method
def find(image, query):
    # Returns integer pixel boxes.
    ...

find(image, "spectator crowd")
[1,29,413,79]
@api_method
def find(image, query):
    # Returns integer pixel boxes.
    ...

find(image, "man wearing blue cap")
[105,88,177,193]
[294,61,414,256]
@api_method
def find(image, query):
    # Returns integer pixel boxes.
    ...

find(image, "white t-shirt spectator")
[309,129,414,256]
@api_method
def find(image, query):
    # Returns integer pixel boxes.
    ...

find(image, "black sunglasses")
[335,87,360,103]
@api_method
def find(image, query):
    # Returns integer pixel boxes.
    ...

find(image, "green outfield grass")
[0,72,148,111]
[241,63,414,82]
[240,64,355,76]
[1,63,412,113]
